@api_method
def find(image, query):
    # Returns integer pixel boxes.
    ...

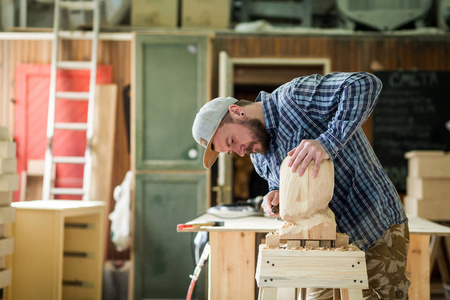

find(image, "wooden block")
[256,244,368,289]
[287,240,301,248]
[407,177,450,198]
[0,174,19,191]
[0,192,13,206]
[266,232,280,248]
[404,196,450,221]
[0,141,15,158]
[335,233,350,248]
[0,268,12,289]
[405,151,450,178]
[0,157,16,174]
[320,240,332,248]
[0,207,15,224]
[0,127,8,141]
[0,237,14,256]
[305,241,320,249]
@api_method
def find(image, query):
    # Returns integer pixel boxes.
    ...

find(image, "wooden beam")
[407,234,430,300]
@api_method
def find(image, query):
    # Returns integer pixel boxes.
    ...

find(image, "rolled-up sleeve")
[316,73,382,159]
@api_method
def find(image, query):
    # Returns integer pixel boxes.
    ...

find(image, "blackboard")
[373,71,450,193]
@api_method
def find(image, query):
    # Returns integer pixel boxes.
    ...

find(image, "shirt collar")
[255,91,278,131]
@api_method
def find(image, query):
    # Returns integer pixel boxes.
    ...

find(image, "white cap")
[192,97,238,168]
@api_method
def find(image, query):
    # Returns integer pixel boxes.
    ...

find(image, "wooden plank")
[90,84,117,206]
[256,245,368,289]
[408,215,450,236]
[406,234,430,300]
[407,177,450,198]
[405,151,450,178]
[209,231,256,300]
[404,196,450,221]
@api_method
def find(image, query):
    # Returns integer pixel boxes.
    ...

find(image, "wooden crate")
[181,0,230,29]
[131,0,178,27]
[406,177,450,198]
[405,151,450,178]
[404,196,450,221]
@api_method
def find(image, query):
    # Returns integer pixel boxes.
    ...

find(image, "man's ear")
[228,104,243,117]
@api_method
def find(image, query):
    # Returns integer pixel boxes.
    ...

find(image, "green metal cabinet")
[133,33,210,300]
[134,173,207,299]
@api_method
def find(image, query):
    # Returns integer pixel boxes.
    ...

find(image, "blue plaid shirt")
[250,72,407,250]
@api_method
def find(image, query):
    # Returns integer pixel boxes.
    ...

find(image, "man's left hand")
[288,139,330,178]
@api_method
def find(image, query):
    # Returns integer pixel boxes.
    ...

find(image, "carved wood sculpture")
[257,157,367,299]
[266,156,349,248]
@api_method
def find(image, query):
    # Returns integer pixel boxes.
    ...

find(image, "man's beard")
[240,118,271,155]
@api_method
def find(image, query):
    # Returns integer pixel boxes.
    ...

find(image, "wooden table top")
[178,212,450,236]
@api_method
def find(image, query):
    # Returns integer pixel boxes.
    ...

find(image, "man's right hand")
[262,190,279,217]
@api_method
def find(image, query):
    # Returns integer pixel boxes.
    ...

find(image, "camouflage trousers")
[306,222,410,300]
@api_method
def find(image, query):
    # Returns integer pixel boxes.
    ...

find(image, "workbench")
[179,213,450,300]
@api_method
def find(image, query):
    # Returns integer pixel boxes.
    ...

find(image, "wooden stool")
[255,244,368,300]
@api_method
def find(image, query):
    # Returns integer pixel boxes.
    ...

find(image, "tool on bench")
[271,204,279,215]
[177,221,224,231]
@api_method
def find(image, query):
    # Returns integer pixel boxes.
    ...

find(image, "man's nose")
[232,144,245,157]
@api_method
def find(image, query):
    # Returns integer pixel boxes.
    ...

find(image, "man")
[192,72,409,299]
